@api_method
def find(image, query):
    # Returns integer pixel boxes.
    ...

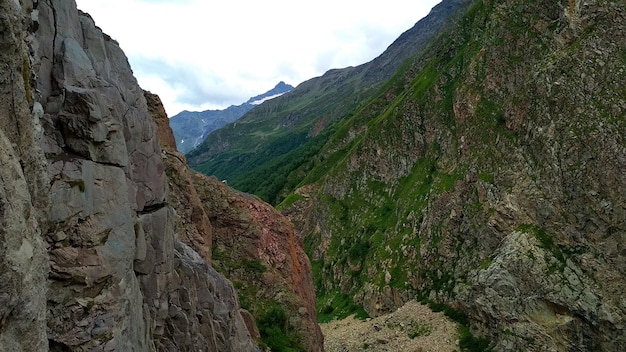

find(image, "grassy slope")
[186,0,474,205]
[286,0,625,349]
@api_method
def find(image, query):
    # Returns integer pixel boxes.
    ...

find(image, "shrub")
[407,320,432,338]
[257,302,305,352]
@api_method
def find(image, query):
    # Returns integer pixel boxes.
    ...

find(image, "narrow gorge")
[1,0,624,351]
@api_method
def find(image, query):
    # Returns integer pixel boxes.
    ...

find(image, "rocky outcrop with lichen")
[286,0,625,350]
[0,0,260,350]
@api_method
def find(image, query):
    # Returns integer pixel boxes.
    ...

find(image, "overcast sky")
[75,0,441,116]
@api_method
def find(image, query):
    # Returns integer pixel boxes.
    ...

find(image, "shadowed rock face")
[0,0,261,350]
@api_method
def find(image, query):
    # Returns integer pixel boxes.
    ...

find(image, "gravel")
[320,300,460,352]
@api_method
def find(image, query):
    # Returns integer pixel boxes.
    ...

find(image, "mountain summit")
[169,81,293,153]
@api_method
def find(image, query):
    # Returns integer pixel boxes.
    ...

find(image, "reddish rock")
[193,175,324,351]
[144,90,177,151]
[145,91,322,350]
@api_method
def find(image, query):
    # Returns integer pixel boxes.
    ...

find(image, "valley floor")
[320,300,459,352]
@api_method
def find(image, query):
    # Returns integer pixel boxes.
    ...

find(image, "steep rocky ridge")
[144,90,214,263]
[192,175,323,351]
[187,0,474,205]
[0,0,282,350]
[1,0,51,349]
[284,0,625,350]
[150,91,323,351]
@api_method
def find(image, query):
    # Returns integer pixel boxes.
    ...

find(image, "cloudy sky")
[75,0,441,116]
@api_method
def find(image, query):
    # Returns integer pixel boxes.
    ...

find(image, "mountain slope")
[187,0,474,204]
[283,0,625,350]
[170,81,293,153]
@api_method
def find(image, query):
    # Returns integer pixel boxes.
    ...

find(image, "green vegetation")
[348,237,370,263]
[285,2,499,333]
[202,0,623,349]
[517,224,564,262]
[193,126,336,205]
[517,224,569,274]
[423,299,492,352]
[257,302,305,352]
[407,320,433,339]
[317,291,369,323]
[458,324,492,352]
[188,69,374,206]
[187,0,475,206]
[277,193,303,210]
[478,172,494,184]
[242,258,267,273]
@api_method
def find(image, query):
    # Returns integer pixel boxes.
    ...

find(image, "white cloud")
[75,0,441,115]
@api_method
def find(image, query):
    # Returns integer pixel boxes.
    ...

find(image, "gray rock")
[0,1,49,350]
[0,0,263,350]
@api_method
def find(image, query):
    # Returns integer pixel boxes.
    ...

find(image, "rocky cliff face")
[0,0,268,350]
[286,0,625,351]
[151,90,323,351]
[193,176,323,351]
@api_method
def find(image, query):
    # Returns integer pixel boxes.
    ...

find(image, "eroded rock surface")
[1,0,260,351]
[194,176,324,351]
[147,90,323,351]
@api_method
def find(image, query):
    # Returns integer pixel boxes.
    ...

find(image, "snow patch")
[250,92,286,105]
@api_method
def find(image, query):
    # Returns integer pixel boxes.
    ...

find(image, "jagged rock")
[193,175,324,351]
[144,91,177,151]
[146,89,322,350]
[1,0,263,350]
[0,128,48,351]
[135,208,258,351]
[145,89,214,263]
[0,1,49,350]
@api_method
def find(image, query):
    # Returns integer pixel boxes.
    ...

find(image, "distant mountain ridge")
[169,81,293,153]
[187,0,474,204]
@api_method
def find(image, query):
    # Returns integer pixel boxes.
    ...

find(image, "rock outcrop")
[193,176,323,351]
[0,0,49,349]
[0,0,266,350]
[148,90,323,351]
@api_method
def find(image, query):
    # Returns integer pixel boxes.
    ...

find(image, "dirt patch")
[321,300,459,352]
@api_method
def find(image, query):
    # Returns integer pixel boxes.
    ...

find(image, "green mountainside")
[170,81,294,154]
[190,0,624,350]
[187,0,474,204]
[281,0,625,350]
